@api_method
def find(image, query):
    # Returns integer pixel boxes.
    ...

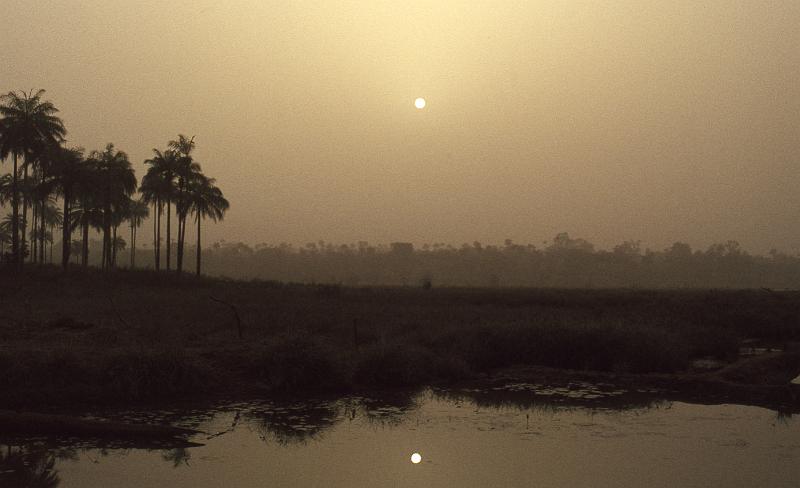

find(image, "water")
[3,384,798,488]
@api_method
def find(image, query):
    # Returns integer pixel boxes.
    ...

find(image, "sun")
[414,98,426,109]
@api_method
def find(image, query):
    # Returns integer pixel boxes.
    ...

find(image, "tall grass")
[1,267,798,405]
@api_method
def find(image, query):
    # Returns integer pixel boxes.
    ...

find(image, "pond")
[2,383,798,488]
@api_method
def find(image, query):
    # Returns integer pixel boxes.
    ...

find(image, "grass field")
[1,266,799,407]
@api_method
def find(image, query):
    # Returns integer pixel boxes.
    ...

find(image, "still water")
[3,383,798,488]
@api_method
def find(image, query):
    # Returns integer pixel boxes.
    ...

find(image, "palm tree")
[109,197,131,267]
[88,144,136,269]
[0,89,66,267]
[72,159,102,268]
[169,134,200,274]
[143,149,180,271]
[45,146,86,269]
[139,165,168,270]
[28,197,60,264]
[28,163,60,264]
[127,198,149,268]
[186,174,228,276]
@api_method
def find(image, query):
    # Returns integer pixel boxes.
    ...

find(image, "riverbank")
[1,266,799,409]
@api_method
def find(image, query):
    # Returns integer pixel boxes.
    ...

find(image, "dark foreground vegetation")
[1,267,798,408]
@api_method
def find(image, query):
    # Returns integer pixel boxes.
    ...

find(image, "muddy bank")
[467,351,800,412]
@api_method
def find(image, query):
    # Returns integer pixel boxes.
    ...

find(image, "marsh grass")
[1,266,798,405]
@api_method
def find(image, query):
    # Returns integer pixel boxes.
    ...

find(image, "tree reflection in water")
[244,391,423,445]
[0,444,70,488]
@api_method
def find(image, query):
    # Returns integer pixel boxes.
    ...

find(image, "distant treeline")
[69,232,800,289]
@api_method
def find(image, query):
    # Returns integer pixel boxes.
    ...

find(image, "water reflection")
[243,390,422,445]
[246,399,340,445]
[0,445,64,488]
[4,384,799,488]
[435,381,667,412]
[160,448,191,468]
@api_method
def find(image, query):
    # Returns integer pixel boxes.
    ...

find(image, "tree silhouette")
[88,144,136,269]
[168,134,200,275]
[43,146,86,269]
[127,198,149,269]
[139,167,167,270]
[0,89,66,268]
[186,174,228,276]
[142,149,180,271]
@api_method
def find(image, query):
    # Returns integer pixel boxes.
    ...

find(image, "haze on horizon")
[3,0,799,254]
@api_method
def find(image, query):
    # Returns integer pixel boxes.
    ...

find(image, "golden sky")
[3,1,799,252]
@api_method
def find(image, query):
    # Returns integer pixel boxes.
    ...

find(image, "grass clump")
[101,349,211,401]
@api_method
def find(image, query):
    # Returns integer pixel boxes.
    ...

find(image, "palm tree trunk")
[178,212,188,275]
[39,201,46,264]
[130,222,134,269]
[61,190,70,269]
[11,153,19,267]
[132,224,137,269]
[112,224,117,267]
[166,198,171,270]
[152,202,157,268]
[101,206,109,270]
[196,214,201,276]
[31,202,38,264]
[155,199,162,270]
[21,164,28,265]
[176,214,183,274]
[105,219,112,269]
[181,213,188,269]
[81,208,89,268]
[49,224,54,264]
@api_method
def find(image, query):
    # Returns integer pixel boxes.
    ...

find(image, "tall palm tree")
[169,134,200,274]
[109,197,131,267]
[0,89,66,267]
[89,144,136,269]
[143,148,180,271]
[45,146,86,269]
[186,174,228,276]
[28,197,60,264]
[28,162,59,264]
[139,165,168,270]
[127,198,149,269]
[71,181,102,268]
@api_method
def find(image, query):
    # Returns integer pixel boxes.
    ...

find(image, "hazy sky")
[3,1,799,253]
